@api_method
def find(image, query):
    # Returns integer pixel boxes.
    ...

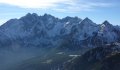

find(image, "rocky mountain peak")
[22,13,39,19]
[102,20,114,31]
[103,20,110,25]
[61,16,81,24]
[102,20,113,27]
[80,17,96,26]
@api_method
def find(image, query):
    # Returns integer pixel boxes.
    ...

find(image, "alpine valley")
[0,13,120,70]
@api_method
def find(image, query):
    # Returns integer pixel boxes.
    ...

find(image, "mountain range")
[0,13,120,50]
[0,13,120,70]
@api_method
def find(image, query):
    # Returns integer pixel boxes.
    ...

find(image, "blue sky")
[0,0,120,25]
